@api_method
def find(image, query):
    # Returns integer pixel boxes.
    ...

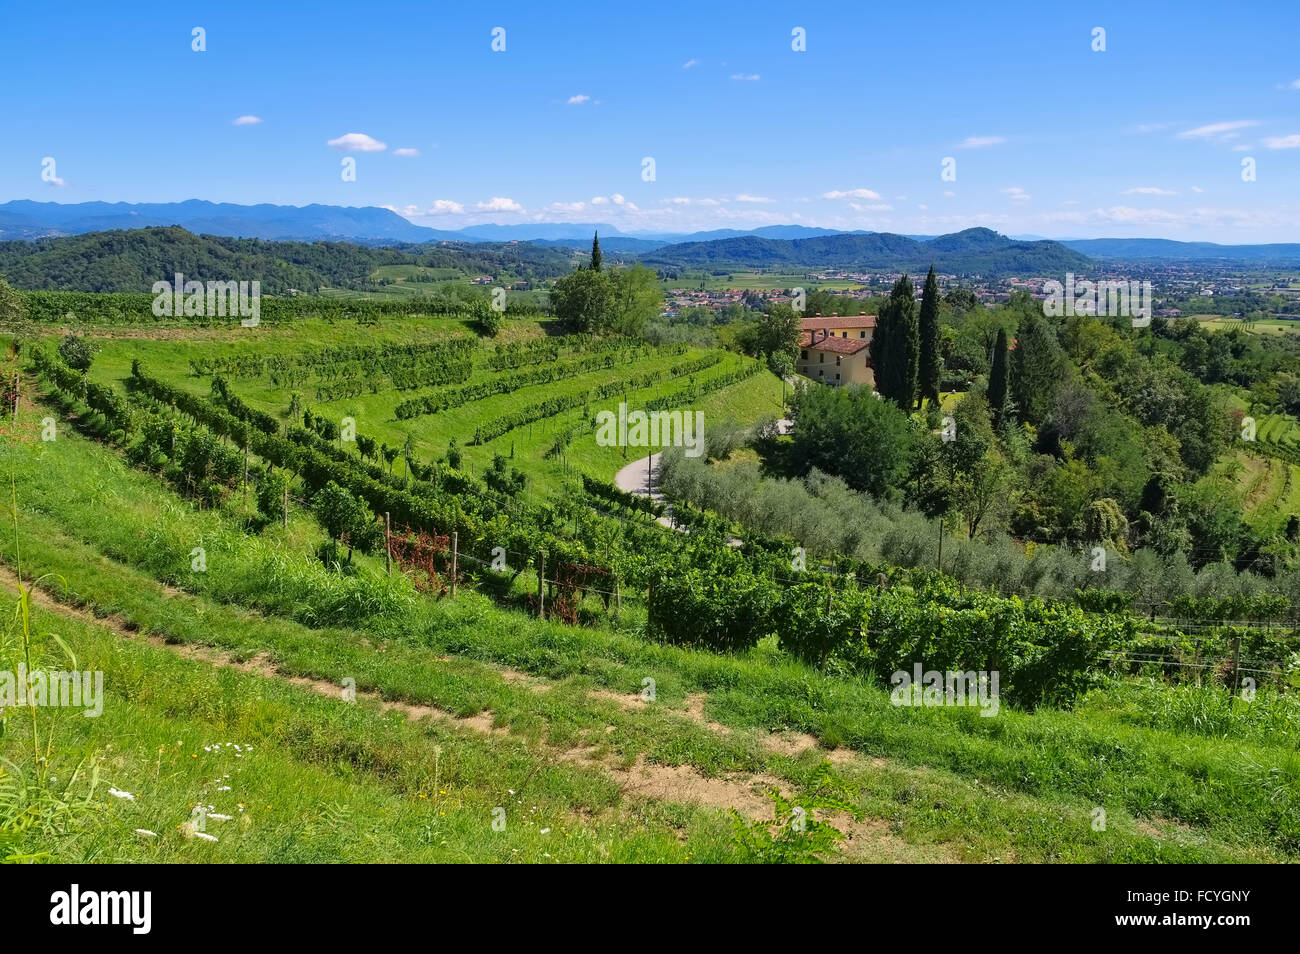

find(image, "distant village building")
[797,314,876,388]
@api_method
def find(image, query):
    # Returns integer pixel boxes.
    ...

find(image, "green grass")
[78,318,783,491]
[2,412,1296,863]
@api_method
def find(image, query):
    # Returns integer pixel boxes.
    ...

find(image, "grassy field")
[3,418,1296,862]
[1200,316,1300,335]
[4,314,1298,865]
[70,316,782,491]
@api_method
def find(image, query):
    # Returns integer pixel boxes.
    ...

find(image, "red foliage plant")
[389,525,451,595]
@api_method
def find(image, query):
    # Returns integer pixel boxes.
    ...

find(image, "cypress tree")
[988,326,1009,422]
[870,274,919,410]
[590,232,602,271]
[918,265,941,408]
[1011,310,1063,425]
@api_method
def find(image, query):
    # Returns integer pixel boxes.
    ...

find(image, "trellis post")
[537,551,546,620]
[450,531,458,597]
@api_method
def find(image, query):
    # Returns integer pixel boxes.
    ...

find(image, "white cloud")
[1190,186,1204,193]
[1002,187,1030,202]
[1263,134,1300,149]
[44,176,66,187]
[393,147,420,157]
[735,194,773,203]
[590,196,608,205]
[476,196,523,212]
[567,94,590,105]
[327,132,387,152]
[823,188,881,200]
[1178,120,1258,140]
[548,201,587,212]
[1122,186,1178,196]
[428,199,464,215]
[850,203,892,212]
[682,59,698,69]
[1282,79,1300,90]
[943,191,956,197]
[730,73,760,81]
[232,115,262,126]
[957,135,1004,149]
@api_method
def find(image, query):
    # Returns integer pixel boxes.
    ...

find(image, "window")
[800,349,807,359]
[836,355,842,366]
[818,368,824,377]
[841,331,848,338]
[835,372,841,381]
[819,353,824,363]
[860,331,866,338]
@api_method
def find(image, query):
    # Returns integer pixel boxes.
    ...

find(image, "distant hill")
[643,228,1092,276]
[0,227,577,294]
[4,202,1295,264]
[0,199,451,243]
[1062,237,1300,263]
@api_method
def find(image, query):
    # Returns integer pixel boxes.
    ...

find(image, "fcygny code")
[595,402,706,458]
[0,664,103,717]
[151,272,261,326]
[890,664,1000,716]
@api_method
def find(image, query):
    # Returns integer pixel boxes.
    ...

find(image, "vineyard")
[2,305,1299,865]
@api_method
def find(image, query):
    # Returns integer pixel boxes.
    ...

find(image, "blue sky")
[4,0,1299,241]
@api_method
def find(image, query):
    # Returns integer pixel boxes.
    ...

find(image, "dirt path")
[0,562,919,856]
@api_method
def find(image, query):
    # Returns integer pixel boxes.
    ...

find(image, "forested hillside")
[0,227,579,294]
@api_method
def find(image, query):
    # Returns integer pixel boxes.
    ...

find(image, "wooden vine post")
[384,512,391,575]
[537,551,546,620]
[450,531,458,597]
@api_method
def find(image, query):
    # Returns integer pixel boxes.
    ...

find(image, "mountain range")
[2,200,1299,271]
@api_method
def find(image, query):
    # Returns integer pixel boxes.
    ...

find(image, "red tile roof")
[802,314,876,331]
[800,331,870,355]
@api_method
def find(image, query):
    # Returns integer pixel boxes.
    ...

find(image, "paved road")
[612,451,675,529]
[611,419,791,539]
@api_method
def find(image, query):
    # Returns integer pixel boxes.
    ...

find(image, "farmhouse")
[797,328,873,388]
[802,313,876,341]
[796,314,875,388]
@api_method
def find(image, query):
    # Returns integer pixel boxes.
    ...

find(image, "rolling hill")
[0,227,578,294]
[642,228,1093,275]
